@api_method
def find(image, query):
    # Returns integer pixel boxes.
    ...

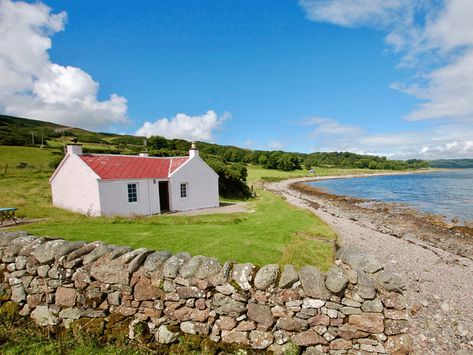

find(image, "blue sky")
[1,0,473,158]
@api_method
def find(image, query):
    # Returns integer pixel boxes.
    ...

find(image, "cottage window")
[180,183,188,198]
[127,183,138,202]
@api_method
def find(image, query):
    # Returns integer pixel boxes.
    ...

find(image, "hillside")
[0,114,430,171]
[429,159,473,169]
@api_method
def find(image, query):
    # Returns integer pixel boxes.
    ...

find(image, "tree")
[278,154,295,171]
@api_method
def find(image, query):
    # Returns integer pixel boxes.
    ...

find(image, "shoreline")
[284,168,471,227]
[267,176,473,354]
[305,167,446,182]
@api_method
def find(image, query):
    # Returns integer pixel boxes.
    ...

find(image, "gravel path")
[269,177,473,354]
[169,202,249,216]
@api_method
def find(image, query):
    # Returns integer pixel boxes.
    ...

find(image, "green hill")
[0,113,430,171]
[429,159,473,168]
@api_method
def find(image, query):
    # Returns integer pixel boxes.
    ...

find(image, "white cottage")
[50,143,219,216]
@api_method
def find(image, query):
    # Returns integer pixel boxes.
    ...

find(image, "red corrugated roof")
[79,155,189,180]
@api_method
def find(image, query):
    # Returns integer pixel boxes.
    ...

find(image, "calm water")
[307,169,473,222]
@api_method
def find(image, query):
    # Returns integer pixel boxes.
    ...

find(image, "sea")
[306,169,473,223]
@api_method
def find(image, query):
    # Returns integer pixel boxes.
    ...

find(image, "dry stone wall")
[0,231,411,354]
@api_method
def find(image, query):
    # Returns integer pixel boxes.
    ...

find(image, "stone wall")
[0,232,410,354]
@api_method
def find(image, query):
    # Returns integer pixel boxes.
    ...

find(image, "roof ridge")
[83,153,188,159]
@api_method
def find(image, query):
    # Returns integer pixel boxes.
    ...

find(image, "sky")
[0,0,473,159]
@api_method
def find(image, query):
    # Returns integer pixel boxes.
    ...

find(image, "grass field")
[1,146,337,270]
[246,164,393,183]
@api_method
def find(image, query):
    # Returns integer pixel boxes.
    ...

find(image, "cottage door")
[158,181,170,212]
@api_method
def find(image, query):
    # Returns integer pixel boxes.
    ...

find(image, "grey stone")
[384,319,409,335]
[342,298,361,307]
[32,240,69,264]
[8,277,21,286]
[299,266,330,300]
[107,291,120,305]
[254,264,279,290]
[221,330,249,345]
[340,306,362,315]
[325,267,348,294]
[180,256,205,278]
[143,251,172,272]
[339,247,383,273]
[37,265,50,278]
[107,246,133,260]
[302,299,325,309]
[48,267,66,279]
[30,305,59,326]
[356,271,376,300]
[55,241,86,260]
[90,264,129,284]
[250,330,274,349]
[11,284,26,303]
[156,324,179,344]
[247,303,274,327]
[3,235,37,257]
[180,321,209,335]
[0,231,24,247]
[362,299,384,313]
[213,293,246,316]
[118,247,150,264]
[279,264,299,289]
[231,263,255,290]
[215,283,236,295]
[376,271,406,292]
[176,286,205,299]
[195,257,222,279]
[83,244,114,264]
[276,317,309,331]
[15,256,27,270]
[163,254,191,278]
[59,307,81,319]
[347,269,358,284]
[127,249,153,273]
[274,330,290,345]
[66,242,100,262]
[18,237,45,256]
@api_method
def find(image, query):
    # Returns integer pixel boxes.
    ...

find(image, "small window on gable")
[128,183,137,203]
[180,183,188,198]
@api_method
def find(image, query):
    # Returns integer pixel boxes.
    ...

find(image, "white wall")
[50,155,102,216]
[169,156,219,211]
[98,178,161,216]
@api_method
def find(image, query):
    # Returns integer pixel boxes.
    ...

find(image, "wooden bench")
[0,208,18,225]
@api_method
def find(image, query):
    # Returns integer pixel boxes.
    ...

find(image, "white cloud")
[304,117,363,137]
[0,0,128,130]
[268,140,284,150]
[135,110,229,141]
[299,0,409,27]
[299,1,473,123]
[305,117,473,159]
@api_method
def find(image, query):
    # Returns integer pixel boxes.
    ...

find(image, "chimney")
[139,151,149,157]
[189,141,199,158]
[66,138,82,155]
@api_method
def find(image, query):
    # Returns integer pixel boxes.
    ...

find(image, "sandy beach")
[268,175,473,354]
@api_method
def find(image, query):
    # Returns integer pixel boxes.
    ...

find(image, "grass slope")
[246,164,396,183]
[1,146,336,270]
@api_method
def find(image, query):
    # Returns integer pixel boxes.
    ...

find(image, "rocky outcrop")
[0,232,410,354]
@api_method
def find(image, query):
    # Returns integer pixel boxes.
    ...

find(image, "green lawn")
[246,164,399,183]
[0,145,61,176]
[6,180,335,269]
[1,146,340,270]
